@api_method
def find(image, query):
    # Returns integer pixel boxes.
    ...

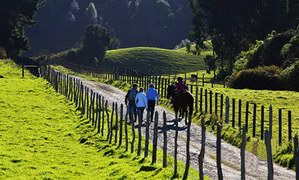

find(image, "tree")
[80,24,119,65]
[0,0,45,57]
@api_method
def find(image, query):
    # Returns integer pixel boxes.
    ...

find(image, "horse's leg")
[184,107,188,125]
[179,108,183,119]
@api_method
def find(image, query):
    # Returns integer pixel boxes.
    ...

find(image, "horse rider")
[175,77,188,93]
[125,83,138,122]
[146,83,159,122]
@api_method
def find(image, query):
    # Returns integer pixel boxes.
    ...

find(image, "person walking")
[146,83,159,122]
[135,87,148,122]
[125,83,138,122]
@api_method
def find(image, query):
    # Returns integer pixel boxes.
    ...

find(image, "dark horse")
[167,84,194,125]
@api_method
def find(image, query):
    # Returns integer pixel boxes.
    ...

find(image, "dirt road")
[79,77,295,180]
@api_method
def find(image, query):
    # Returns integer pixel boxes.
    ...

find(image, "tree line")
[189,0,299,75]
[26,0,192,56]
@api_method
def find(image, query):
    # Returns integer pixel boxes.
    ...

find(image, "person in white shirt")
[135,87,148,122]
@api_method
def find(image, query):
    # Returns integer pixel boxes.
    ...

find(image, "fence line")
[40,65,298,179]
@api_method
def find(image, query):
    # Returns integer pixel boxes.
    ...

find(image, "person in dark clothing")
[146,83,159,122]
[125,83,138,122]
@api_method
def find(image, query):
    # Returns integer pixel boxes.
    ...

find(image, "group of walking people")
[125,83,159,122]
[125,76,189,123]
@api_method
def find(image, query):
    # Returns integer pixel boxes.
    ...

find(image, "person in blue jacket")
[146,83,159,122]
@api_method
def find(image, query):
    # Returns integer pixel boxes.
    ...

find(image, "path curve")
[79,77,295,180]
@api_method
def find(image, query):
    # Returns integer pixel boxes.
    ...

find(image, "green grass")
[52,64,298,170]
[0,60,204,179]
[50,46,212,75]
[103,47,211,75]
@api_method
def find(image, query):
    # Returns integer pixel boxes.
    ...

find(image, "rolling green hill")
[104,47,211,74]
[49,46,212,75]
[103,47,211,75]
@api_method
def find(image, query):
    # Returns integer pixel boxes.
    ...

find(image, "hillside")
[0,60,199,179]
[102,47,210,75]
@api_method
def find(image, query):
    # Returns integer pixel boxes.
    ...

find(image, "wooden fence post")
[163,111,167,167]
[95,93,99,129]
[204,89,208,113]
[269,105,273,139]
[261,106,265,140]
[225,96,230,124]
[220,94,224,119]
[118,104,123,147]
[115,103,118,144]
[183,113,192,180]
[91,92,95,123]
[106,101,110,141]
[137,109,142,156]
[232,98,235,127]
[131,112,136,153]
[215,93,218,116]
[294,135,299,180]
[198,116,206,180]
[216,123,223,180]
[145,111,150,158]
[245,102,249,132]
[125,106,129,151]
[288,111,292,141]
[97,94,101,131]
[265,130,273,180]
[278,109,282,146]
[152,111,159,164]
[101,97,105,136]
[109,102,114,144]
[195,87,199,113]
[200,88,203,113]
[85,87,89,117]
[241,126,246,180]
[209,91,213,114]
[253,103,257,137]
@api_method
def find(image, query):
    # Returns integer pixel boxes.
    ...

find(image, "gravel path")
[79,78,295,180]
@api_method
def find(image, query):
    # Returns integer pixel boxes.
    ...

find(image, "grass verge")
[0,60,203,179]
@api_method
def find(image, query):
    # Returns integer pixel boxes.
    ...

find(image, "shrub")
[281,60,299,91]
[228,65,283,90]
[0,47,7,59]
[234,40,264,71]
[260,29,296,66]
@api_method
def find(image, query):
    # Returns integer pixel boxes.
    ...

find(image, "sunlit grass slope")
[0,60,202,179]
[104,47,211,75]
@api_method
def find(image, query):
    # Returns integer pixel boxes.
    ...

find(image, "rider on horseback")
[175,77,188,93]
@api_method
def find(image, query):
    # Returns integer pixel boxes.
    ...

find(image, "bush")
[0,47,7,59]
[234,40,264,71]
[281,60,299,91]
[228,66,283,90]
[260,29,296,66]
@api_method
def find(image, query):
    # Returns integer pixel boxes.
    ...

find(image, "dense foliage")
[26,0,192,56]
[231,28,299,91]
[67,24,119,66]
[0,0,45,57]
[189,0,299,73]
[228,66,283,90]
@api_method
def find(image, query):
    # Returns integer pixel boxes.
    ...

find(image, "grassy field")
[0,60,203,179]
[104,47,211,75]
[51,46,212,75]
[52,64,298,169]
